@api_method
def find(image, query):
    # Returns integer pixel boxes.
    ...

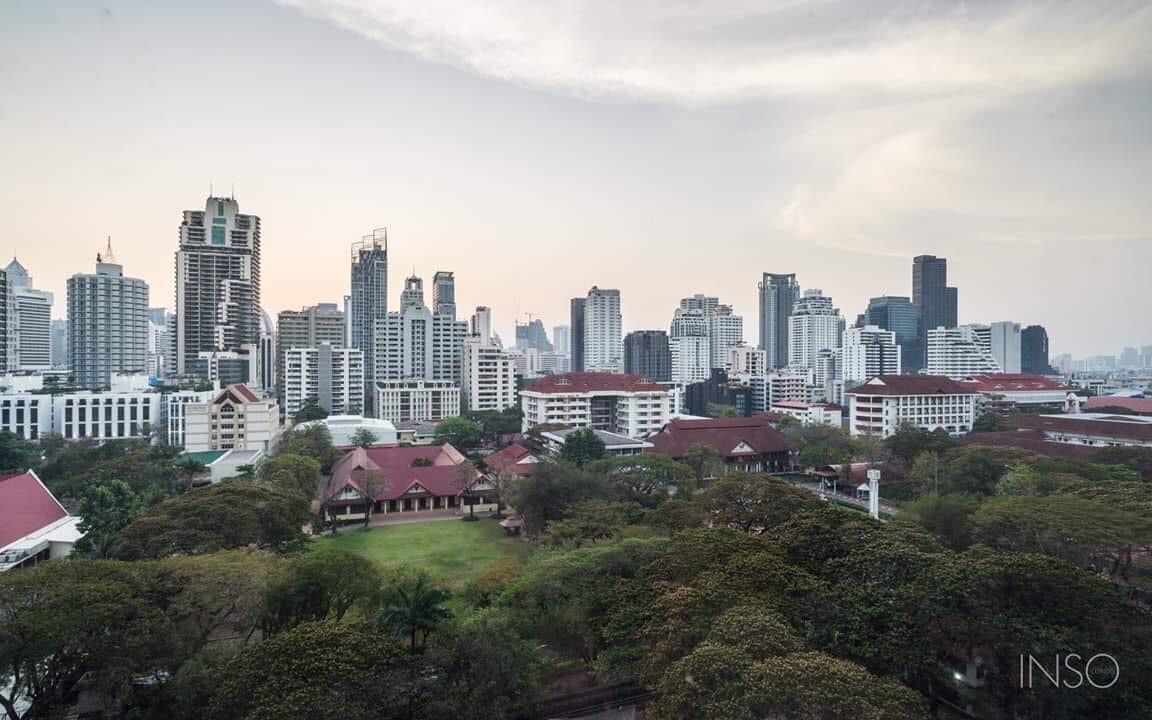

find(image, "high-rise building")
[912,255,958,350]
[175,197,261,375]
[624,330,672,382]
[553,325,571,355]
[842,325,901,384]
[515,319,553,352]
[276,303,346,404]
[50,319,67,369]
[926,325,1000,379]
[989,321,1022,374]
[67,242,149,388]
[709,305,743,370]
[1139,345,1152,370]
[432,271,456,319]
[758,273,799,369]
[670,335,711,385]
[461,336,518,412]
[400,275,424,308]
[471,306,493,345]
[670,307,708,338]
[281,343,365,418]
[0,268,9,373]
[728,346,767,376]
[374,281,468,389]
[583,287,623,373]
[570,298,586,371]
[865,295,921,372]
[1119,347,1140,369]
[5,258,52,370]
[788,290,842,371]
[350,229,389,408]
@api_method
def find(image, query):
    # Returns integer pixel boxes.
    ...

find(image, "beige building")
[183,384,280,452]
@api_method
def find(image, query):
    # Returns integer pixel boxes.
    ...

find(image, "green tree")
[277,423,342,472]
[74,478,141,555]
[350,427,379,448]
[233,463,257,480]
[262,548,379,635]
[906,450,943,496]
[541,499,630,546]
[972,412,1007,432]
[680,443,724,486]
[883,423,958,464]
[699,473,823,534]
[502,461,614,537]
[0,431,38,473]
[590,453,693,500]
[359,469,385,528]
[174,456,207,489]
[293,403,329,423]
[375,570,454,653]
[258,453,322,499]
[559,428,607,466]
[899,492,981,550]
[433,416,483,450]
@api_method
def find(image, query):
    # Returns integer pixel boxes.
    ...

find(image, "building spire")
[103,235,116,264]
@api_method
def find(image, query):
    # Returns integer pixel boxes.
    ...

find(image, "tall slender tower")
[432,271,456,319]
[570,298,586,371]
[758,273,799,368]
[350,229,388,409]
[175,196,261,375]
[68,241,149,388]
[583,287,623,373]
[912,255,958,350]
[5,258,53,370]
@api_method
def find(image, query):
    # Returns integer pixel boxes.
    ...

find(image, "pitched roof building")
[0,470,83,572]
[183,383,280,452]
[520,372,674,438]
[1009,413,1152,448]
[646,415,795,474]
[845,374,980,438]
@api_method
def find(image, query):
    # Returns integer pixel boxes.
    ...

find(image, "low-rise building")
[0,470,83,572]
[539,427,654,457]
[375,379,460,423]
[846,375,980,438]
[1083,396,1152,415]
[960,373,1078,414]
[165,389,215,447]
[520,372,674,439]
[771,400,843,427]
[183,384,280,452]
[295,415,398,447]
[53,390,162,441]
[1010,413,1152,448]
[646,415,795,474]
[181,448,267,484]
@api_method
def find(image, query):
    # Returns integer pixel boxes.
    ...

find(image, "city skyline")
[2,1,1150,357]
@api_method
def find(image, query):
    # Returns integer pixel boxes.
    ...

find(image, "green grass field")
[313,518,530,589]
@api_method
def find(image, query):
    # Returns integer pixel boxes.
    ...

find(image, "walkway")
[793,480,899,518]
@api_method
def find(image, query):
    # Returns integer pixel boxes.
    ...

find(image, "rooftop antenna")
[230,182,235,199]
[209,181,213,197]
[104,235,116,264]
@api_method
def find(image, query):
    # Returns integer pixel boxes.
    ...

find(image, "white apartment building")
[989,321,1022,374]
[729,345,768,376]
[54,391,162,441]
[461,338,518,412]
[166,389,215,448]
[708,306,744,370]
[67,247,149,389]
[552,325,571,354]
[520,373,673,438]
[6,258,53,371]
[846,375,979,438]
[281,344,365,418]
[374,299,467,384]
[842,325,902,383]
[670,335,711,385]
[583,287,623,373]
[927,325,1001,379]
[788,289,841,371]
[183,384,279,452]
[375,379,460,423]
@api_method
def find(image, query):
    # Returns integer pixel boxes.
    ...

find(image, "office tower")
[865,295,921,372]
[400,275,424,307]
[989,321,1022,374]
[670,335,711,384]
[258,332,276,392]
[5,258,53,370]
[758,273,799,368]
[515,319,553,352]
[281,343,365,418]
[926,325,1000,379]
[553,325,571,355]
[461,337,518,412]
[624,330,672,382]
[432,271,456,319]
[583,287,622,373]
[277,303,346,403]
[67,242,149,388]
[471,306,493,345]
[788,290,841,371]
[842,325,901,383]
[570,298,586,371]
[175,196,261,375]
[350,229,389,407]
[50,319,67,369]
[912,254,958,349]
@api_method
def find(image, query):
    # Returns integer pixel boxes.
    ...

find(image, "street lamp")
[866,469,880,520]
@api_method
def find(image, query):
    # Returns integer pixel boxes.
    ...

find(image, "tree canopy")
[559,428,607,466]
[433,416,483,450]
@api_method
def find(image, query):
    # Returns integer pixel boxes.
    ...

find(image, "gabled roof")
[0,470,69,551]
[647,416,794,458]
[524,372,665,394]
[961,430,1099,459]
[845,374,976,396]
[961,374,1075,393]
[1084,396,1152,414]
[485,444,538,476]
[321,443,479,503]
[213,384,260,404]
[1010,414,1152,443]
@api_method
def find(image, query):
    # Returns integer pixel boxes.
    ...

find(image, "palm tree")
[174,457,207,490]
[374,573,452,653]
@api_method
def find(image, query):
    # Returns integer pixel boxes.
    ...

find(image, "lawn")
[313,518,530,589]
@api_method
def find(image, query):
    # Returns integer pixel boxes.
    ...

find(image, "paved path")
[793,480,899,517]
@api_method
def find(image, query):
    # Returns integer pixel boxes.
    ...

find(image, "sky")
[1,0,1149,358]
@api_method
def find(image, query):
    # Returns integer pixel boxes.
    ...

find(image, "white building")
[842,325,901,384]
[53,390,162,441]
[846,375,980,438]
[788,289,841,371]
[295,415,399,447]
[960,374,1078,412]
[729,346,767,376]
[375,379,460,423]
[281,343,365,418]
[552,325,571,355]
[461,337,518,412]
[670,335,711,385]
[166,389,215,448]
[183,384,279,452]
[374,293,467,385]
[1012,413,1152,448]
[0,393,51,440]
[708,305,744,370]
[520,372,674,439]
[989,321,1022,374]
[67,242,149,389]
[927,325,1001,379]
[6,258,53,371]
[771,400,843,427]
[583,287,623,373]
[471,306,493,345]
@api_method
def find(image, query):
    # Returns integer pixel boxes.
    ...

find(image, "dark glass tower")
[1021,325,1053,374]
[757,272,799,368]
[624,330,671,382]
[912,255,958,356]
[570,298,585,372]
[865,295,921,372]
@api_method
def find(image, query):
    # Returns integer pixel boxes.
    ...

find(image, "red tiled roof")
[1010,415,1152,443]
[961,430,1098,458]
[846,375,976,396]
[961,374,1075,393]
[523,372,665,394]
[485,444,536,475]
[0,471,68,550]
[647,416,794,458]
[1084,397,1152,414]
[772,400,841,411]
[213,383,260,404]
[322,444,479,503]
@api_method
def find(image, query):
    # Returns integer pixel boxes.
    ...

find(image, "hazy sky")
[2,0,1149,357]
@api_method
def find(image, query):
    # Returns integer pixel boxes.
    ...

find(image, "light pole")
[867,468,881,520]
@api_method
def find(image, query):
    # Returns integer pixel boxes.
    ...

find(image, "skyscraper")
[583,287,623,373]
[350,229,388,408]
[1021,325,1053,374]
[926,326,999,379]
[175,196,261,375]
[374,277,468,385]
[552,325,571,355]
[912,254,958,345]
[50,318,67,369]
[624,330,672,382]
[471,306,493,345]
[67,242,149,388]
[989,321,1022,374]
[0,268,9,373]
[865,295,921,372]
[570,298,586,372]
[788,289,842,371]
[400,275,424,307]
[842,326,901,383]
[515,319,553,352]
[276,303,346,405]
[758,273,799,368]
[432,271,456,319]
[5,258,53,370]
